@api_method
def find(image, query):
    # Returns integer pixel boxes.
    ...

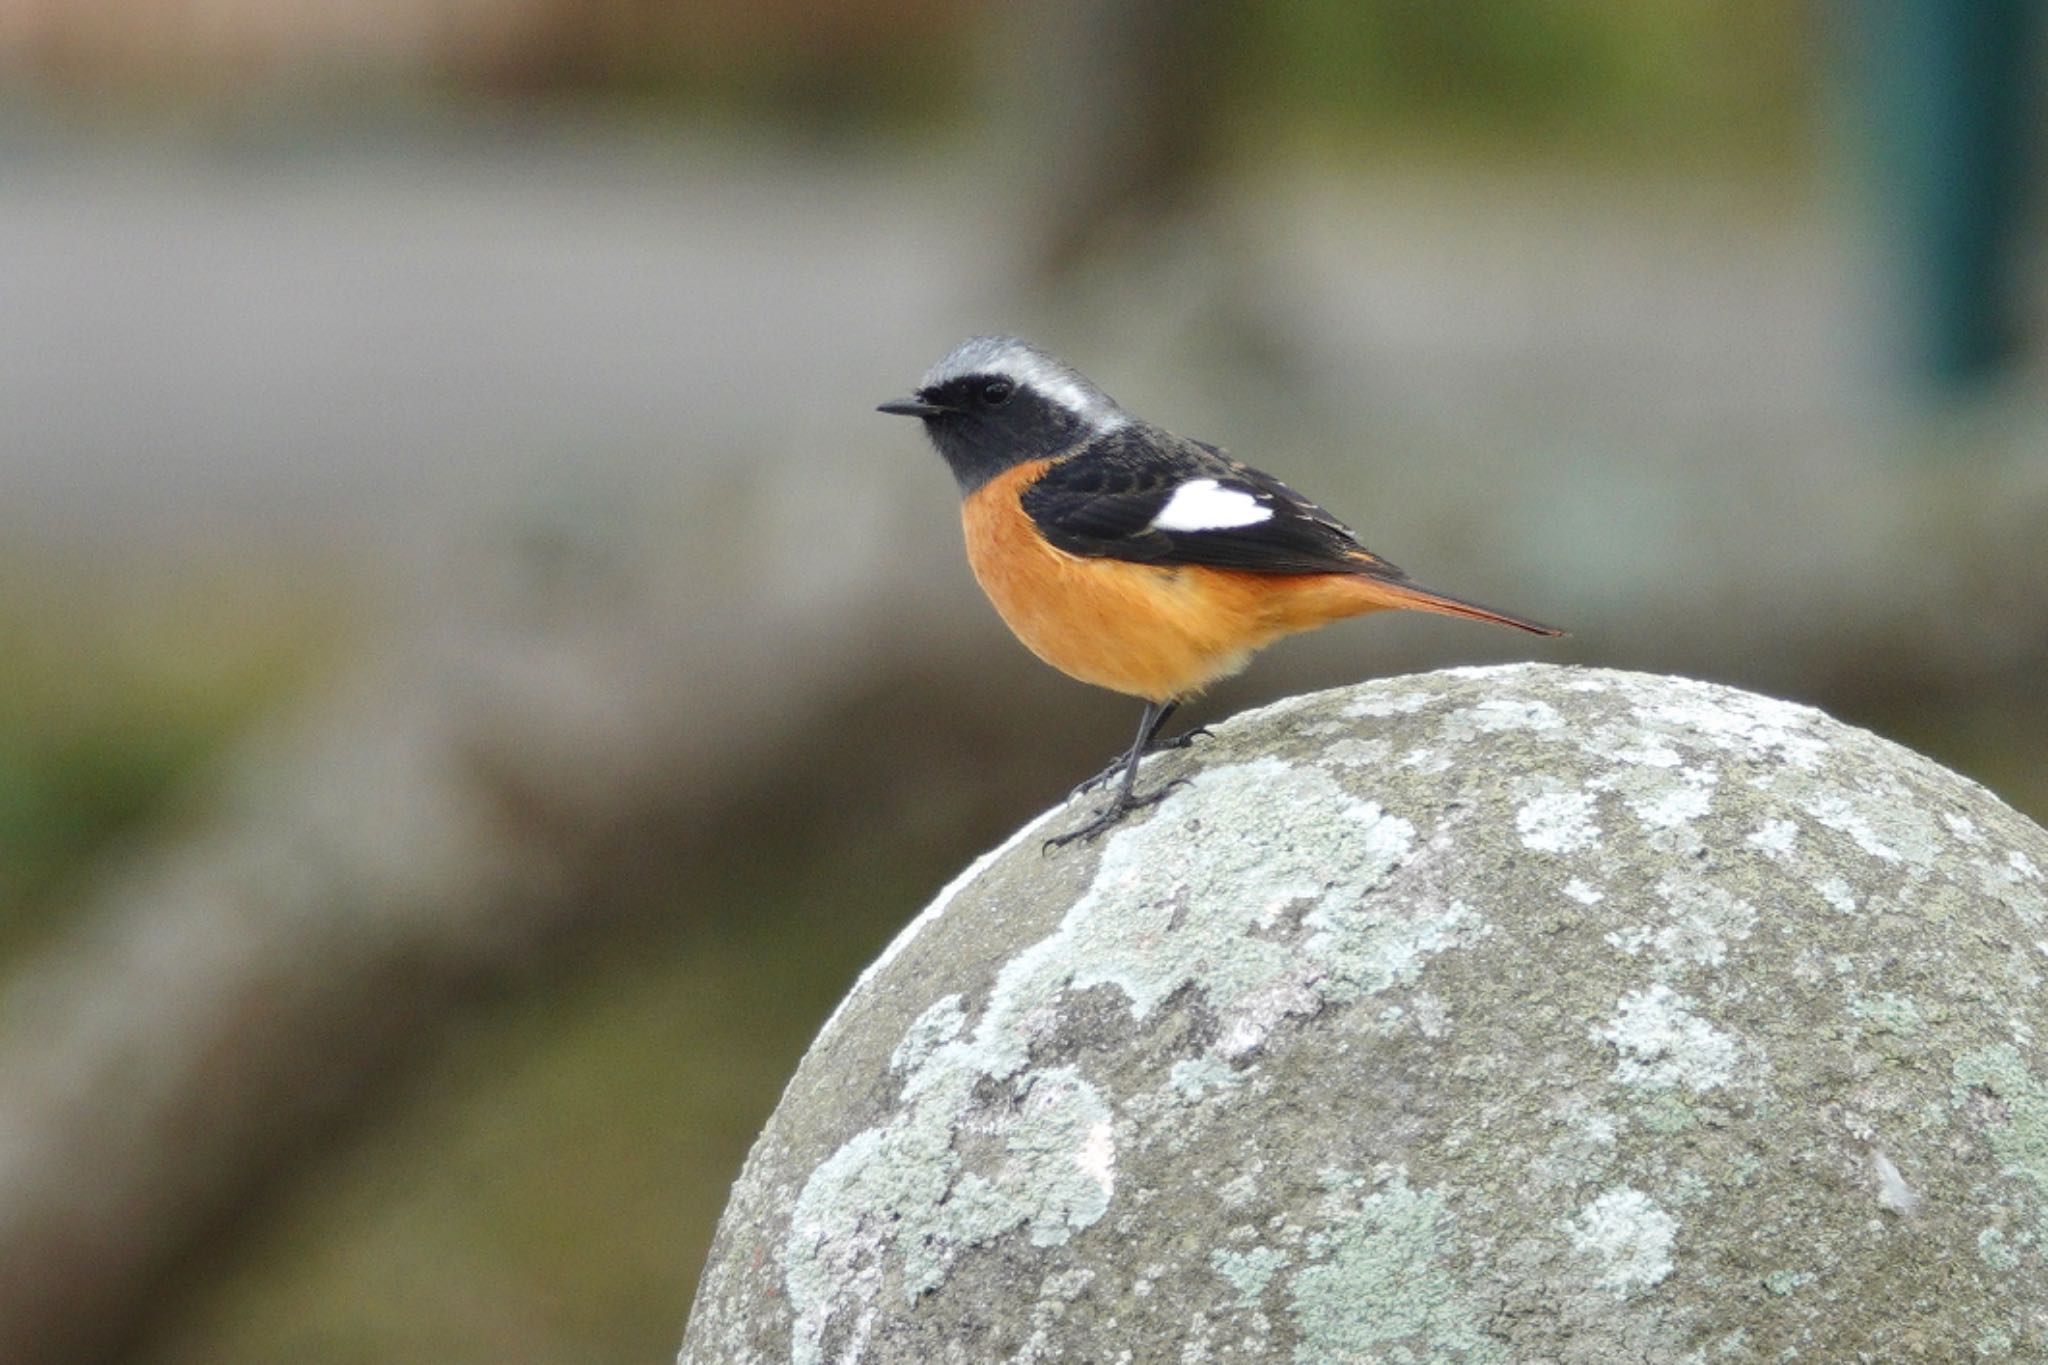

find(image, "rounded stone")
[679,665,2048,1363]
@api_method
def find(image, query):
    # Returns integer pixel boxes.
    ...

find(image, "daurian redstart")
[882,336,1561,846]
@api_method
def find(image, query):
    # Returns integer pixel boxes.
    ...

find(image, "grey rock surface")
[680,664,2048,1363]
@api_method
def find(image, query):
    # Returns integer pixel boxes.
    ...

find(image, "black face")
[881,372,1091,494]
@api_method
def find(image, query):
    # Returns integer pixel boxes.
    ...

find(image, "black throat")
[923,387,1093,495]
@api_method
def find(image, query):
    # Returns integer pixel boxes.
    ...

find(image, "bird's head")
[879,336,1127,494]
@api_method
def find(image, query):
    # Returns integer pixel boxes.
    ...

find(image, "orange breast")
[960,461,1396,702]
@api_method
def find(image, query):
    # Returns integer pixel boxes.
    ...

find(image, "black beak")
[877,398,948,418]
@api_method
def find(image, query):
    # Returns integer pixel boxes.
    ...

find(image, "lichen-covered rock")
[679,665,2048,1363]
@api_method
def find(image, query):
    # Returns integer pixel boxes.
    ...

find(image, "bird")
[880,336,1562,847]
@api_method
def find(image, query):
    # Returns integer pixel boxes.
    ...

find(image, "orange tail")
[1342,574,1564,636]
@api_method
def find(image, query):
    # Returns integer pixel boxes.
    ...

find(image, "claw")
[1050,699,1196,851]
[1070,722,1206,799]
[1069,759,1123,800]
[1044,779,1186,851]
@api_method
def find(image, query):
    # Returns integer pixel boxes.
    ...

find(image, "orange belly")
[961,460,1395,702]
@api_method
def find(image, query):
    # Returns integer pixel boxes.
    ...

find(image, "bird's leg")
[1137,699,1179,751]
[1070,700,1201,797]
[1070,702,1173,798]
[1048,700,1190,849]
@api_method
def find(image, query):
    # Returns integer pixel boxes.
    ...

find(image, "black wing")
[1020,426,1402,577]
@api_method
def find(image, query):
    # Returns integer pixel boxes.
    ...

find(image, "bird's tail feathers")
[1341,568,1564,636]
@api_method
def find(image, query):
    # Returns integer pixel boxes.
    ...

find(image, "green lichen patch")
[783,1057,1113,1364]
[1977,1226,2022,1271]
[1954,1045,2048,1227]
[1286,1172,1505,1364]
[1761,1268,1813,1297]
[1566,1186,1679,1293]
[1594,984,1741,1092]
[1211,1244,1290,1308]
[1849,991,1926,1038]
[1170,1056,1244,1103]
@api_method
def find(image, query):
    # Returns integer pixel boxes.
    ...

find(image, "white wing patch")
[1148,478,1274,532]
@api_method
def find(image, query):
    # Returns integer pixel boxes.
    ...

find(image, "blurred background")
[2,2,2046,1360]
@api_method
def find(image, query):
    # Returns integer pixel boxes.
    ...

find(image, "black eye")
[980,379,1014,407]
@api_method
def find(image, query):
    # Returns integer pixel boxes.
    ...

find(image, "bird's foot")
[1044,779,1189,851]
[1068,727,1210,798]
[1069,755,1128,800]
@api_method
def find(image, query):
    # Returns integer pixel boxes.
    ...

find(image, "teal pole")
[1850,0,2039,391]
